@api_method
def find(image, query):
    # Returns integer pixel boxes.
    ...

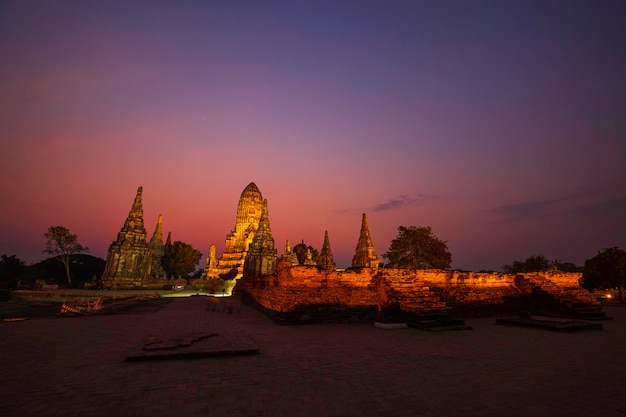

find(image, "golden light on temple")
[95,181,606,324]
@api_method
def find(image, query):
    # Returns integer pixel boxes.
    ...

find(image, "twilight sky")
[1,0,625,271]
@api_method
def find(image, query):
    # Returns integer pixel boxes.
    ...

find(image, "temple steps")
[517,274,611,320]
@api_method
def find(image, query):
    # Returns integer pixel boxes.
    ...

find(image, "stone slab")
[373,321,408,329]
[125,332,260,361]
[495,317,603,332]
[422,324,474,332]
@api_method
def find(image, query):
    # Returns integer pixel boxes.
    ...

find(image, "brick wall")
[238,266,589,319]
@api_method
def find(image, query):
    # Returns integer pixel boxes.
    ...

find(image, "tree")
[292,241,319,265]
[0,254,27,289]
[552,260,583,272]
[503,255,551,273]
[44,226,88,286]
[503,255,583,274]
[581,247,626,301]
[162,241,202,279]
[383,226,452,269]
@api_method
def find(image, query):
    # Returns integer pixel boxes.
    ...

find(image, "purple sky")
[1,0,625,271]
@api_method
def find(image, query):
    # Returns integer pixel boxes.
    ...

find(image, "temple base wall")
[239,266,377,313]
[238,267,589,320]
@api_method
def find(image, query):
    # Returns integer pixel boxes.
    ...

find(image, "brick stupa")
[317,230,337,271]
[280,240,299,266]
[351,213,379,269]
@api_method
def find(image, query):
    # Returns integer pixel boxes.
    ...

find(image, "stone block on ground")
[495,316,603,332]
[125,332,260,361]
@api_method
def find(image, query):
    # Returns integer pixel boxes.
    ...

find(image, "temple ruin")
[243,199,278,277]
[100,182,606,324]
[280,240,300,266]
[101,187,169,288]
[147,214,166,278]
[317,230,336,271]
[233,185,606,324]
[351,213,379,269]
[201,182,264,280]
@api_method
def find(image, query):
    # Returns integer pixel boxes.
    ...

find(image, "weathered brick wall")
[239,266,379,313]
[377,269,447,313]
[238,266,590,318]
[519,272,598,308]
[524,272,582,287]
[421,270,520,301]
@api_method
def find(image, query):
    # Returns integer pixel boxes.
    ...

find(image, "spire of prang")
[115,186,147,245]
[102,186,150,282]
[351,213,379,269]
[318,230,336,271]
[249,199,275,252]
[110,186,147,247]
[149,214,164,248]
[148,214,165,277]
[131,186,143,216]
[212,181,264,279]
[207,244,217,268]
[244,199,278,276]
[200,244,218,279]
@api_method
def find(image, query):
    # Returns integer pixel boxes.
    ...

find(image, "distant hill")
[22,254,106,288]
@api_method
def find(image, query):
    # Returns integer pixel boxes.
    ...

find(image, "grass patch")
[0,297,174,320]
[0,300,63,320]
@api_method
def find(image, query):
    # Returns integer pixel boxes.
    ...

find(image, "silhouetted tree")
[293,241,319,265]
[162,241,202,279]
[503,255,549,273]
[581,247,626,302]
[0,254,27,289]
[20,254,105,289]
[503,255,582,274]
[44,226,88,286]
[383,226,452,269]
[552,260,583,272]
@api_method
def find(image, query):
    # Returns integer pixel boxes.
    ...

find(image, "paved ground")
[1,296,625,417]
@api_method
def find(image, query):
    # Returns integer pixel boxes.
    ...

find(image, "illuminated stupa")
[351,213,379,268]
[318,230,337,271]
[280,240,299,266]
[202,182,264,279]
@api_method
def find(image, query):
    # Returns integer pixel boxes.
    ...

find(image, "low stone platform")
[126,332,259,361]
[495,316,604,332]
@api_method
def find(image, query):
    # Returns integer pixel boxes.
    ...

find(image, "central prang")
[201,182,265,280]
